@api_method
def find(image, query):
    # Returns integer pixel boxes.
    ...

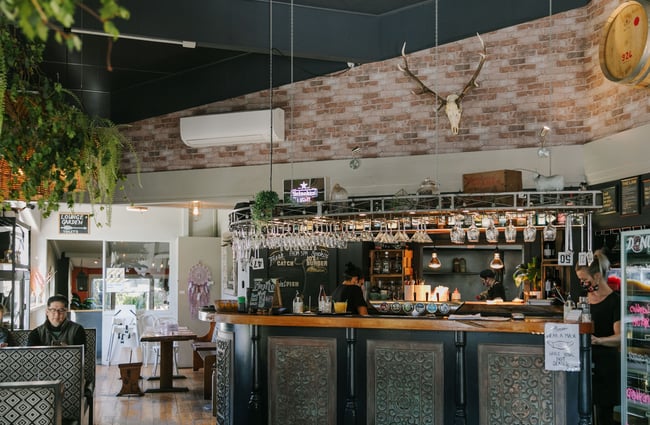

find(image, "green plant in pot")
[513,257,542,296]
[251,190,279,224]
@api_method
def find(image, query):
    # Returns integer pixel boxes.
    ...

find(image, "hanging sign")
[284,177,325,204]
[544,323,580,371]
[59,213,90,234]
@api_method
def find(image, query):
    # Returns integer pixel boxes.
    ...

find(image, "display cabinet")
[0,217,30,330]
[621,229,650,425]
[368,248,412,300]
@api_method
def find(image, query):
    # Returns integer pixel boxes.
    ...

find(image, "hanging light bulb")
[428,251,442,269]
[489,249,504,270]
[191,200,201,219]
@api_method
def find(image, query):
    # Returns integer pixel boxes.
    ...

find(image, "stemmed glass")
[504,219,517,243]
[523,214,537,243]
[543,213,557,241]
[485,217,499,243]
[466,219,480,243]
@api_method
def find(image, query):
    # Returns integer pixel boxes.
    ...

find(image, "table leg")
[145,340,189,393]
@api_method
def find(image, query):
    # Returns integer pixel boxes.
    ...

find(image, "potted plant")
[251,190,279,224]
[513,257,542,298]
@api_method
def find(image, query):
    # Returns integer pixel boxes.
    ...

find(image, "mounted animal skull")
[398,33,487,135]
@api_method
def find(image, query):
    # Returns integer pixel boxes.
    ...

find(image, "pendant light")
[428,237,442,269]
[77,259,88,291]
[489,248,504,270]
[428,251,442,269]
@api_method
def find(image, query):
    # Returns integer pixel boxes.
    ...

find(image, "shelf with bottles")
[369,249,413,279]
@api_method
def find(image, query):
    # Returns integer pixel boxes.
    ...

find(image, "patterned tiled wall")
[121,0,650,174]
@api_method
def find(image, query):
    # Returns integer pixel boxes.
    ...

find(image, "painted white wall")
[121,145,586,208]
[177,236,220,367]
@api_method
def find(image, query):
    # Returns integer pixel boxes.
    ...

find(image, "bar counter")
[203,306,592,425]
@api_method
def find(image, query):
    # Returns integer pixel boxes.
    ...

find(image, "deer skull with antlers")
[398,33,486,135]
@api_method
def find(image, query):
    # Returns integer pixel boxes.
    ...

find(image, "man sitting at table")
[28,294,86,347]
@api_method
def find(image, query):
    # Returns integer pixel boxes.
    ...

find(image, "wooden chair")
[0,380,63,425]
[191,321,216,371]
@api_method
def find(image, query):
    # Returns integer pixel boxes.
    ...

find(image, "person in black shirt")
[28,294,86,347]
[476,269,506,301]
[331,263,369,315]
[575,250,620,425]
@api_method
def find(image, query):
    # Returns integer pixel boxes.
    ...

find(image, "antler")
[457,33,487,102]
[398,42,447,110]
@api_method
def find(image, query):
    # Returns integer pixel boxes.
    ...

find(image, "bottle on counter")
[563,294,575,321]
[451,288,461,302]
[578,296,591,322]
[318,285,328,313]
[293,290,304,313]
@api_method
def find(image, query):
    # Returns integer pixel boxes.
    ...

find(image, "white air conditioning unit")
[179,108,284,147]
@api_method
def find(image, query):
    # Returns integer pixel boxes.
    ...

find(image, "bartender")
[476,269,506,301]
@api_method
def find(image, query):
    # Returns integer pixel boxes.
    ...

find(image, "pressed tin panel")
[367,340,444,425]
[268,336,337,425]
[478,344,566,425]
[215,330,234,425]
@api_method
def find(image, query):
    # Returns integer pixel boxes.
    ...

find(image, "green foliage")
[251,190,279,223]
[0,19,138,224]
[0,0,130,51]
[513,257,541,289]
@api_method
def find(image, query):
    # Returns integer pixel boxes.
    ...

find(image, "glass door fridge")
[621,229,650,424]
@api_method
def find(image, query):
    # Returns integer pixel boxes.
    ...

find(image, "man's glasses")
[47,308,67,314]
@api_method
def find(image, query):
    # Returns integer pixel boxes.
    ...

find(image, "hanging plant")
[0,21,139,224]
[251,190,279,223]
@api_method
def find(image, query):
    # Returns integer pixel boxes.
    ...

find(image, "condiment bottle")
[452,288,461,302]
[293,290,304,313]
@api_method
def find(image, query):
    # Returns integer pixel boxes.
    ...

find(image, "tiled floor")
[94,363,214,425]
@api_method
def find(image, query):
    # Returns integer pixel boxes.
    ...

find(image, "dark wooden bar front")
[203,312,593,425]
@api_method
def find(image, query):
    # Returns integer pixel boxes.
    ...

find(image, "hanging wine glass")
[523,214,537,243]
[504,219,517,243]
[485,218,499,243]
[543,213,557,241]
[466,219,480,243]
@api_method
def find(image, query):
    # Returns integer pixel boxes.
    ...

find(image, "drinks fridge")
[621,229,650,424]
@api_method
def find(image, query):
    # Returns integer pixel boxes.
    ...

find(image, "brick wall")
[121,0,650,174]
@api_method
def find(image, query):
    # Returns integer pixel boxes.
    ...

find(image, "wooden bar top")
[199,310,593,335]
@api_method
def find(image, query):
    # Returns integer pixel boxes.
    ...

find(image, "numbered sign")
[578,252,588,266]
[558,251,574,266]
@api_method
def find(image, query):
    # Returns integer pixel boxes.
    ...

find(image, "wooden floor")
[94,363,214,425]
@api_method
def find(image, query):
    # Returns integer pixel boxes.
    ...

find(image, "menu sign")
[599,186,617,215]
[643,179,650,208]
[248,279,277,312]
[621,177,639,216]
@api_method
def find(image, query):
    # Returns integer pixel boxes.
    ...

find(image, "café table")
[140,328,197,393]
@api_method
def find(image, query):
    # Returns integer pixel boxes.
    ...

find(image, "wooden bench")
[0,380,64,425]
[7,328,97,425]
[191,321,216,371]
[0,345,85,425]
[198,349,217,400]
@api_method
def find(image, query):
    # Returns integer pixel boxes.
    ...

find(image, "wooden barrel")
[599,1,650,87]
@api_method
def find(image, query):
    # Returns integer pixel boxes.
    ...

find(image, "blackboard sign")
[59,213,90,234]
[248,279,276,312]
[599,186,617,215]
[268,247,330,311]
[644,179,650,208]
[621,177,639,216]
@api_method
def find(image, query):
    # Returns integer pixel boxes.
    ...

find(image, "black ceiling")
[41,0,590,124]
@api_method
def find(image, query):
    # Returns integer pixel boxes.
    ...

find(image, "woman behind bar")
[575,249,620,425]
[476,269,506,301]
[331,262,369,315]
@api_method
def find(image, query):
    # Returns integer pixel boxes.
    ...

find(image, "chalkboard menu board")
[599,186,617,215]
[621,177,639,216]
[267,247,331,311]
[644,179,650,208]
[248,279,277,312]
